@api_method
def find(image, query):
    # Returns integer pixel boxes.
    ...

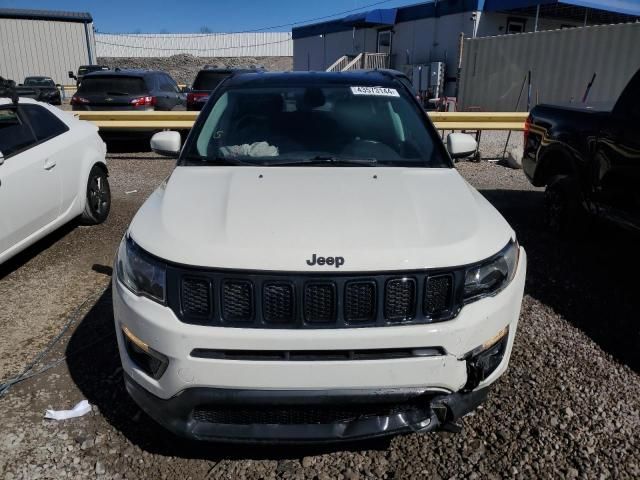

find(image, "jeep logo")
[306,254,345,268]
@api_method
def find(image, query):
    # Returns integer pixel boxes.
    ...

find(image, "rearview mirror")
[150,131,181,158]
[447,133,478,159]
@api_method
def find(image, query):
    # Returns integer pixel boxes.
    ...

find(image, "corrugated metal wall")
[95,32,293,57]
[458,22,640,111]
[0,18,93,85]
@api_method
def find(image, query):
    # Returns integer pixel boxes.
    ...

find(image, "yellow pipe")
[74,111,526,131]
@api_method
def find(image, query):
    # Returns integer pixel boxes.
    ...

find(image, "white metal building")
[292,0,639,96]
[95,32,293,58]
[0,8,96,85]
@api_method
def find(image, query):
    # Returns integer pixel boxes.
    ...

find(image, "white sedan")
[0,97,110,265]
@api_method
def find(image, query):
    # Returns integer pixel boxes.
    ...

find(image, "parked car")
[16,76,62,105]
[0,97,110,265]
[113,71,527,443]
[523,68,640,233]
[71,69,186,111]
[68,65,109,86]
[186,66,262,110]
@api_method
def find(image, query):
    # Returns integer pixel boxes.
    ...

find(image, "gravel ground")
[97,54,293,85]
[0,132,638,479]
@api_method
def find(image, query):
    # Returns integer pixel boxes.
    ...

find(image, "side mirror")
[150,131,181,158]
[447,133,478,159]
[55,84,61,88]
[181,86,191,93]
[0,151,5,166]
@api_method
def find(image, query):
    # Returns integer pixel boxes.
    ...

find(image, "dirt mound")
[97,54,293,85]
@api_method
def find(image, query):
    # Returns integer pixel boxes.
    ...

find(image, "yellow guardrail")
[73,111,528,131]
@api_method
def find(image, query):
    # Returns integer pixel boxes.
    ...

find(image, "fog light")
[464,327,509,390]
[122,326,168,379]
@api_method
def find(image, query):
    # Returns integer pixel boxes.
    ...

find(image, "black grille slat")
[344,281,376,323]
[424,275,453,316]
[304,283,336,323]
[222,280,253,322]
[181,277,211,316]
[263,282,295,324]
[192,400,427,425]
[384,278,416,321]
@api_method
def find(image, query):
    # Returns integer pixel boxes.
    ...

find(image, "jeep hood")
[129,166,514,271]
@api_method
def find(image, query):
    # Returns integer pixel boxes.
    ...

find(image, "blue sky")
[0,0,416,33]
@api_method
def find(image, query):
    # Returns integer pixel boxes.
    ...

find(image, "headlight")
[463,239,519,302]
[116,235,166,303]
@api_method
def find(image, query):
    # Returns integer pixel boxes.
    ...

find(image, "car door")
[20,105,79,216]
[166,74,185,109]
[149,74,168,111]
[594,71,640,228]
[0,105,61,256]
[157,74,180,110]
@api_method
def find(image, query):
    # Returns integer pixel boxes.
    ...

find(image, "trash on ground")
[44,400,92,420]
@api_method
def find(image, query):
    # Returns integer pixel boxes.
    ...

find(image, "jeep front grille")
[174,268,461,329]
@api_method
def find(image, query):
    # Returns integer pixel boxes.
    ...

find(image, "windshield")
[77,76,147,95]
[24,78,55,87]
[193,71,231,91]
[183,84,449,168]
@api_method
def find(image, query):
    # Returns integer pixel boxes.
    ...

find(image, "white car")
[0,97,110,265]
[113,71,526,443]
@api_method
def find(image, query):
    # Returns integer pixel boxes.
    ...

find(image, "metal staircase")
[326,53,390,72]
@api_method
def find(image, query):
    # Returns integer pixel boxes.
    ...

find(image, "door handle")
[44,158,56,170]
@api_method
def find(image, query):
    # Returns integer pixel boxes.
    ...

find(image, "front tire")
[544,175,585,235]
[80,165,111,225]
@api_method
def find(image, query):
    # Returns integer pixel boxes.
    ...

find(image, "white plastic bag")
[44,400,91,420]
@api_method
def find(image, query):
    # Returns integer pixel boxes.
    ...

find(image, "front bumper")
[125,372,488,443]
[113,249,526,441]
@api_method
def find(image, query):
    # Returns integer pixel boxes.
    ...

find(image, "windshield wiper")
[269,156,378,166]
[182,155,262,166]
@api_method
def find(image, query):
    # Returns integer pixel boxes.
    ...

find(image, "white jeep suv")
[113,71,526,442]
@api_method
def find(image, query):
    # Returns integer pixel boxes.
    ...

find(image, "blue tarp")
[342,8,398,26]
[483,0,640,16]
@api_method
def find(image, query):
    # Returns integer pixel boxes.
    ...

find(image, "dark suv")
[187,67,262,110]
[71,69,186,111]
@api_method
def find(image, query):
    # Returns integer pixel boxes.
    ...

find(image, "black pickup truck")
[15,76,62,105]
[523,69,640,233]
